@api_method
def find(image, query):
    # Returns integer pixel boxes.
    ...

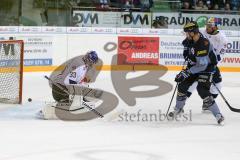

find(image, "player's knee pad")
[177,91,187,101]
[177,82,190,94]
[197,83,211,99]
[52,91,69,103]
[196,87,207,99]
[203,96,215,109]
[198,74,212,84]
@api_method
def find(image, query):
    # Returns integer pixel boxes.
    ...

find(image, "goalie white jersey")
[51,56,95,86]
[64,65,88,85]
[201,30,228,61]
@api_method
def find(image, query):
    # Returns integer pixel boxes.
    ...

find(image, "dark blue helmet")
[87,51,98,64]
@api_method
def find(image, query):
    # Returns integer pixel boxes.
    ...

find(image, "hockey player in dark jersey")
[169,21,224,125]
[187,17,228,112]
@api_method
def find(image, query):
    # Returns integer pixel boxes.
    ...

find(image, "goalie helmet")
[207,17,221,28]
[86,51,98,64]
[183,21,199,33]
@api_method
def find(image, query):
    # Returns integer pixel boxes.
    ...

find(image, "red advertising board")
[118,37,159,65]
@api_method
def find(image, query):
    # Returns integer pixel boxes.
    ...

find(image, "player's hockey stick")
[165,61,186,116]
[44,75,104,117]
[213,82,240,113]
[165,83,178,116]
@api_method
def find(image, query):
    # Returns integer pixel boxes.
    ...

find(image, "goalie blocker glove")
[175,70,191,83]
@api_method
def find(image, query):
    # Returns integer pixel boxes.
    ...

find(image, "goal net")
[0,40,24,104]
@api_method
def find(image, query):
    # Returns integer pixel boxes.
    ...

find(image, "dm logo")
[196,16,208,28]
[123,14,149,25]
[73,13,99,25]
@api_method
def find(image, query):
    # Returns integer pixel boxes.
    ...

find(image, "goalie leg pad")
[37,102,58,120]
[52,84,69,102]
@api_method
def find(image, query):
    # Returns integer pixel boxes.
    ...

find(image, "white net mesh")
[0,40,23,104]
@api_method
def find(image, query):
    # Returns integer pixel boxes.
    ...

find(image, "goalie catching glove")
[81,76,91,83]
[175,70,191,83]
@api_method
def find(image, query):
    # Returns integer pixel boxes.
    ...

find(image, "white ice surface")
[0,71,240,160]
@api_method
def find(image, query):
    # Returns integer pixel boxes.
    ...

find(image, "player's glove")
[175,70,191,83]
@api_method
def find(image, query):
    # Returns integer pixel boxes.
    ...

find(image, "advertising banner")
[19,36,53,66]
[159,36,185,66]
[220,37,240,67]
[0,34,54,66]
[158,36,240,67]
[152,13,240,31]
[119,12,151,28]
[118,36,159,65]
[0,26,240,71]
[0,26,18,33]
[72,11,151,28]
[72,11,121,27]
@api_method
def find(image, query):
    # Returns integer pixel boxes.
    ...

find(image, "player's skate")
[216,113,225,126]
[168,108,184,118]
[202,103,211,113]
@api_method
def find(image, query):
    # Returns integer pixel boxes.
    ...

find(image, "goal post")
[0,40,24,104]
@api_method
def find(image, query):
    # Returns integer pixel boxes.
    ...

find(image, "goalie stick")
[44,75,104,118]
[213,82,240,113]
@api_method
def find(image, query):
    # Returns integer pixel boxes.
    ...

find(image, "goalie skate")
[36,102,61,120]
[36,95,96,120]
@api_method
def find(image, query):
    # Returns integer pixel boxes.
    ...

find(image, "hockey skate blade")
[218,122,224,126]
[217,119,225,126]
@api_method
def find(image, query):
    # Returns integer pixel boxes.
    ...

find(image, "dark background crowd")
[182,0,240,11]
[0,0,239,26]
[71,0,240,12]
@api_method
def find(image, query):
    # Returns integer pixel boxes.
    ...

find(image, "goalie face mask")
[206,17,221,34]
[84,51,99,66]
